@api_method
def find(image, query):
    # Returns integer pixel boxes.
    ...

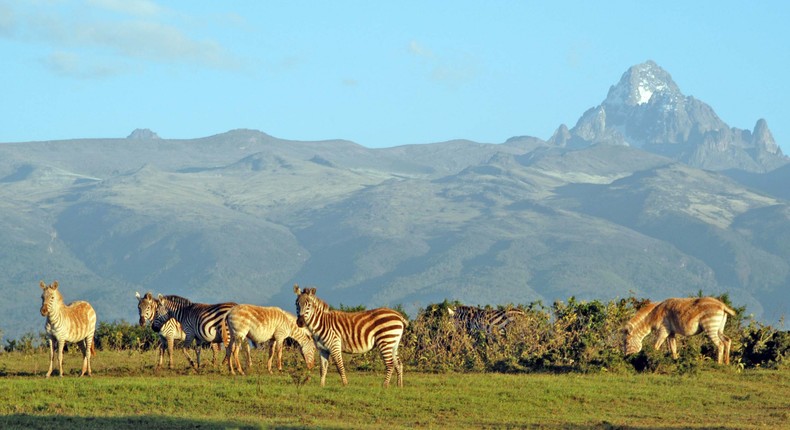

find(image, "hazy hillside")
[2,61,789,341]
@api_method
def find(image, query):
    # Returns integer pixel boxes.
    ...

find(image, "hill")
[1,62,788,341]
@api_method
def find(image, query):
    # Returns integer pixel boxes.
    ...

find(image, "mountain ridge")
[1,61,788,341]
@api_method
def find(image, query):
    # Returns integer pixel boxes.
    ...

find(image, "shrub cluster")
[3,294,788,374]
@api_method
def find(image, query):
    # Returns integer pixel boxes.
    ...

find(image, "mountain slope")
[1,61,788,341]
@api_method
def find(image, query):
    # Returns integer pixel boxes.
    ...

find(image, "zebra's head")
[293,284,318,328]
[295,327,317,370]
[622,323,643,356]
[136,291,157,327]
[39,280,61,317]
[622,300,657,356]
[151,296,171,332]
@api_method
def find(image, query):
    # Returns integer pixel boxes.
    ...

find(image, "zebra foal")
[623,297,737,364]
[39,280,97,377]
[225,304,316,375]
[294,285,407,387]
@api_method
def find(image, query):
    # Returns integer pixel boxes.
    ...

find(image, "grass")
[0,349,788,429]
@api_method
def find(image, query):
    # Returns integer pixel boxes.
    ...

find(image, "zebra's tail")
[221,319,231,347]
[723,304,737,316]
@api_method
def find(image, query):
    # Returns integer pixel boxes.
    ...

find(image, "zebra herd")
[37,279,739,385]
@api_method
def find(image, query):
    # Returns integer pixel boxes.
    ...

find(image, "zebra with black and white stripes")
[448,305,525,336]
[39,280,97,377]
[137,291,193,369]
[293,285,407,387]
[155,294,237,370]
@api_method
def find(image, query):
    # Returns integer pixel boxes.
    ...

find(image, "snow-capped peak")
[604,60,680,107]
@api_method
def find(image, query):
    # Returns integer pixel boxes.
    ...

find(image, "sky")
[1,1,788,152]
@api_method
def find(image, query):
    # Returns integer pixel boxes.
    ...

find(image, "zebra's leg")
[267,339,276,374]
[329,342,348,386]
[78,339,88,377]
[211,342,222,368]
[276,338,284,372]
[46,337,55,378]
[181,338,197,369]
[703,325,726,364]
[653,328,670,354]
[235,338,246,376]
[225,337,235,374]
[166,337,175,369]
[245,340,252,370]
[228,337,238,375]
[85,334,93,377]
[77,339,88,378]
[318,349,330,387]
[56,338,66,377]
[194,344,202,370]
[720,332,732,365]
[667,334,679,359]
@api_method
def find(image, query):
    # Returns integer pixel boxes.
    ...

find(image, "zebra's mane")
[163,295,193,306]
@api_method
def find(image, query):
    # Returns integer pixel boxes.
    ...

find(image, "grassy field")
[0,349,788,429]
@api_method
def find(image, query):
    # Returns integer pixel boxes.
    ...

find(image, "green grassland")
[1,349,788,429]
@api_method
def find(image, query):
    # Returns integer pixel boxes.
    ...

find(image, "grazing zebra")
[293,285,407,387]
[39,280,97,377]
[622,297,737,364]
[137,291,198,369]
[448,305,525,336]
[225,304,316,375]
[155,294,237,370]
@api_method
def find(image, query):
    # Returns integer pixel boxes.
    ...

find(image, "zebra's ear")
[52,280,59,290]
[157,293,165,302]
[447,307,455,316]
[39,280,47,290]
[145,292,153,299]
[135,291,141,300]
[293,284,301,295]
[309,287,317,295]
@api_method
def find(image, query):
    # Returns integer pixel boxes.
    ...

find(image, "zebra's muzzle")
[296,316,305,328]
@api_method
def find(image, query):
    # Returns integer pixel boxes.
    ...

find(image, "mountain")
[549,61,788,172]
[1,62,788,341]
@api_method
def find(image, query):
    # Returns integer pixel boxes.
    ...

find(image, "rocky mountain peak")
[552,61,787,172]
[127,128,160,140]
[603,60,682,108]
[753,119,779,154]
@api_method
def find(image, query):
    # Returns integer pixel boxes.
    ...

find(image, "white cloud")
[43,50,129,79]
[87,0,163,17]
[408,39,478,86]
[2,0,242,78]
[409,40,435,59]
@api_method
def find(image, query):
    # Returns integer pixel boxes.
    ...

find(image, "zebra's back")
[227,304,293,345]
[659,297,734,336]
[329,308,407,354]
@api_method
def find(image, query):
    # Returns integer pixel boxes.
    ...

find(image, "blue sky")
[1,1,787,152]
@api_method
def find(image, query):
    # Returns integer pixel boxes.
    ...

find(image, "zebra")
[39,280,97,377]
[136,291,203,370]
[293,285,408,388]
[623,297,737,364]
[155,294,237,370]
[224,304,316,375]
[447,305,525,336]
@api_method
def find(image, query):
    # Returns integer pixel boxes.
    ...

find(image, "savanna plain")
[1,349,788,430]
